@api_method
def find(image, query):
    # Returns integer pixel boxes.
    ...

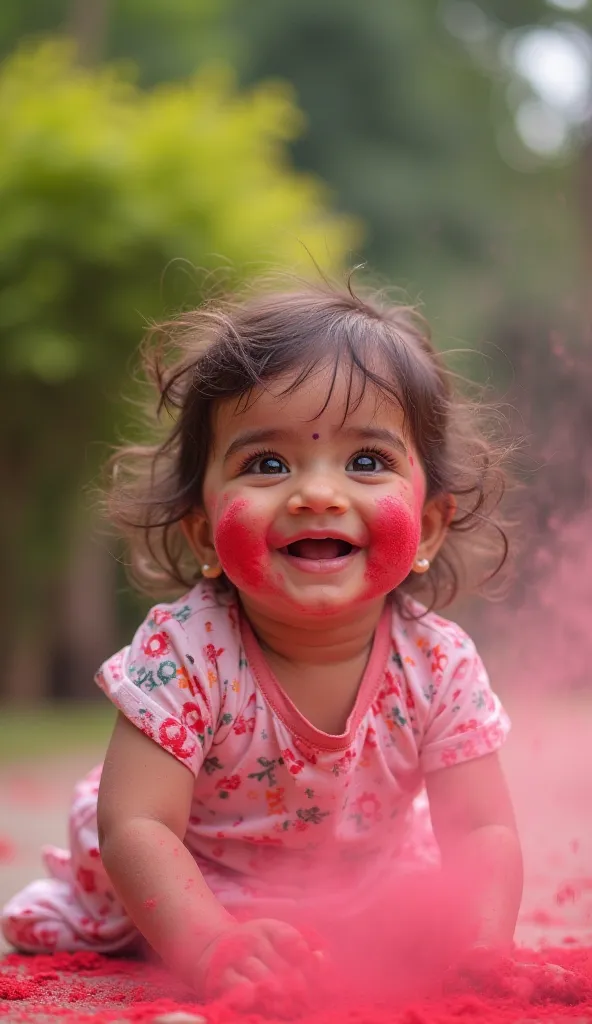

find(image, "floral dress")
[1,581,509,953]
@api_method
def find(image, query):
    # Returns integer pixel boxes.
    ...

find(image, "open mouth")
[281,538,358,560]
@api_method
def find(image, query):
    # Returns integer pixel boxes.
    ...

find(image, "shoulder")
[138,580,239,639]
[388,600,509,769]
[133,581,241,665]
[98,581,242,711]
[95,582,244,773]
[387,599,494,727]
[390,598,480,682]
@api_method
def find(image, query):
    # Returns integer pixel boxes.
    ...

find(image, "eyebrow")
[223,428,293,462]
[224,425,408,461]
[341,426,409,456]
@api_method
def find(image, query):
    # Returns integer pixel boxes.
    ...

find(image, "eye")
[240,450,289,475]
[347,448,396,474]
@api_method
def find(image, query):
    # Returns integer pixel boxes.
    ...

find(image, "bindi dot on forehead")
[312,433,320,440]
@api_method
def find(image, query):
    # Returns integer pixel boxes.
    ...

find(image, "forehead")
[211,362,407,445]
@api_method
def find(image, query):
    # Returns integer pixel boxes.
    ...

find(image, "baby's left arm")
[426,750,523,951]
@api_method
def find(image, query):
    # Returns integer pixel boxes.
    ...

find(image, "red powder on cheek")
[214,498,270,591]
[364,495,421,595]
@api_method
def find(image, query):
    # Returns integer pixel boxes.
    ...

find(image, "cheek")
[410,459,427,509]
[364,495,422,593]
[214,497,271,590]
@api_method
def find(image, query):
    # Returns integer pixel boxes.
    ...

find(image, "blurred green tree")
[229,0,583,337]
[0,40,354,701]
[1,0,591,700]
[0,0,585,340]
[0,0,228,80]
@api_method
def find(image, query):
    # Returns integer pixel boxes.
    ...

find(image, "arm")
[98,713,316,1001]
[97,713,233,985]
[426,751,523,951]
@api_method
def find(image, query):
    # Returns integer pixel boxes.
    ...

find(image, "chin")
[281,587,369,620]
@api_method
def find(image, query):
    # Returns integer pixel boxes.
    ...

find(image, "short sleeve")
[95,601,220,776]
[419,638,510,773]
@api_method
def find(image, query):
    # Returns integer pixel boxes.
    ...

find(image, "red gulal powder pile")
[2,947,592,1023]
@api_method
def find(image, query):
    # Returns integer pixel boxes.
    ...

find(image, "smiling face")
[185,362,448,626]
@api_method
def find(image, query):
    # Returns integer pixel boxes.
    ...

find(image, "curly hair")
[104,276,513,611]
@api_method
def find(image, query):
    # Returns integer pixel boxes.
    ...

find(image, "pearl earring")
[201,563,223,579]
[413,557,430,573]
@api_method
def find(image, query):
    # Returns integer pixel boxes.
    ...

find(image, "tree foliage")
[0,39,353,686]
[229,0,583,341]
[0,2,590,698]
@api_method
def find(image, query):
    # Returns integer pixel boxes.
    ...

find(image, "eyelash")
[237,448,282,474]
[354,446,400,472]
[236,445,400,474]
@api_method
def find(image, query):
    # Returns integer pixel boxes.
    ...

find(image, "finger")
[206,963,250,1000]
[264,922,313,965]
[239,955,276,987]
[254,937,291,976]
[507,975,535,1001]
[205,932,254,977]
[284,965,314,1005]
[542,963,573,978]
[221,969,257,1009]
[252,940,311,1001]
[309,948,326,977]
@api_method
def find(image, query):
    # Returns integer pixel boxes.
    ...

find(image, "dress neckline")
[239,602,392,752]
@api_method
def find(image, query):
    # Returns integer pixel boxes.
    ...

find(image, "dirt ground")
[1,693,592,1019]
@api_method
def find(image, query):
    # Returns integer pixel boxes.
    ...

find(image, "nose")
[287,472,350,516]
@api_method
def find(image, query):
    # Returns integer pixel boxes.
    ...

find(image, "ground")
[1,693,592,1021]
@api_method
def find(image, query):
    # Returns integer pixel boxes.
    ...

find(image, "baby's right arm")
[97,713,234,984]
[97,713,317,1003]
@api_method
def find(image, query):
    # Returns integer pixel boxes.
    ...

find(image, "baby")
[3,280,524,1005]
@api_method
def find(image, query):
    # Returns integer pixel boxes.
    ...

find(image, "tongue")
[289,539,346,560]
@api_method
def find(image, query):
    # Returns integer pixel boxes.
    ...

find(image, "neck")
[238,597,387,666]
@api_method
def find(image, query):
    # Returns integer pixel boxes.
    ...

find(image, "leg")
[1,766,139,954]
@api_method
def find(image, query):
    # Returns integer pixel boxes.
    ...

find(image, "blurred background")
[1,0,592,757]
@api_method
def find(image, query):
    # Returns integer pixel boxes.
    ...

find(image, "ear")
[414,493,455,570]
[180,510,219,572]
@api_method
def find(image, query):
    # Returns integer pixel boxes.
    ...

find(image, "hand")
[444,945,586,1004]
[443,944,512,996]
[507,960,586,1004]
[195,918,323,1010]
